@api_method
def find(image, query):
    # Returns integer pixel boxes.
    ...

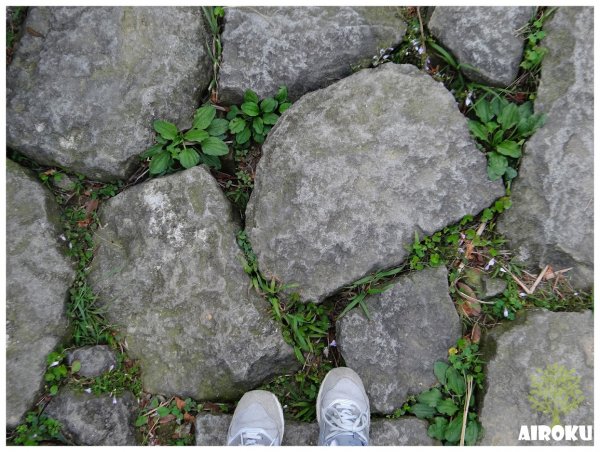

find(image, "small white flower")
[499,267,507,273]
[457,248,465,254]
[109,365,114,372]
[417,46,425,55]
[84,388,92,394]
[574,292,579,296]
[519,292,526,298]
[329,340,337,347]
[484,258,496,270]
[49,361,60,368]
[112,395,118,405]
[460,233,466,240]
[503,307,509,318]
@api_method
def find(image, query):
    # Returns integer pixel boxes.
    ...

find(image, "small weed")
[43,351,69,396]
[467,95,546,182]
[519,7,557,74]
[225,169,254,211]
[11,410,64,445]
[202,6,225,102]
[142,104,229,175]
[227,87,291,152]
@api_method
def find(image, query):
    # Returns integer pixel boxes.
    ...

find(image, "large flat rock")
[7,7,211,181]
[89,166,298,400]
[246,64,504,303]
[6,159,74,428]
[337,267,462,414]
[429,7,533,86]
[195,413,436,445]
[479,310,593,445]
[44,387,138,445]
[497,7,594,290]
[218,6,406,103]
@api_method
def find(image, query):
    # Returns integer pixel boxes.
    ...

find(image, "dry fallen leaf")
[175,397,186,411]
[471,324,481,343]
[183,412,195,424]
[159,414,176,424]
[456,282,481,317]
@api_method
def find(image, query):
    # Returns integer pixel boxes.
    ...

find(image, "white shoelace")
[228,427,278,446]
[323,399,369,445]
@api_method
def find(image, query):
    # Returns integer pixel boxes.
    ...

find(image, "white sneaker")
[226,390,284,446]
[317,367,370,446]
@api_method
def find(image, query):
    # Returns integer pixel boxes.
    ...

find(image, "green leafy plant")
[225,169,254,210]
[142,104,229,175]
[73,353,142,397]
[202,6,225,100]
[12,411,64,445]
[520,7,557,72]
[529,363,584,426]
[227,87,291,151]
[468,95,546,181]
[43,351,69,396]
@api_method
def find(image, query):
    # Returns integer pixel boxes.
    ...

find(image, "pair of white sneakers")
[227,367,370,446]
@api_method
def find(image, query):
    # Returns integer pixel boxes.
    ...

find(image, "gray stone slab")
[337,267,462,414]
[7,7,212,181]
[44,387,138,445]
[89,166,299,401]
[67,345,117,378]
[6,159,74,428]
[246,63,504,303]
[371,417,439,446]
[219,6,407,103]
[479,310,593,445]
[497,7,594,290]
[429,6,534,86]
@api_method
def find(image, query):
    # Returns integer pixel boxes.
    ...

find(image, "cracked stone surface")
[479,310,593,445]
[497,7,594,290]
[44,387,138,445]
[218,6,407,103]
[246,63,504,303]
[67,346,118,378]
[89,166,298,400]
[337,266,462,414]
[6,7,211,181]
[429,6,534,86]
[195,413,436,445]
[6,159,74,428]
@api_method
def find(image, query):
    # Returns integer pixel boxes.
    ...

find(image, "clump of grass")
[72,352,142,397]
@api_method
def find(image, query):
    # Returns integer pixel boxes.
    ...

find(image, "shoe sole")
[316,367,370,424]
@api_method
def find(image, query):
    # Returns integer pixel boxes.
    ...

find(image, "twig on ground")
[460,375,473,446]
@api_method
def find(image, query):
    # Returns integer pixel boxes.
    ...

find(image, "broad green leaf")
[445,367,466,396]
[179,148,200,168]
[157,406,171,417]
[496,140,521,158]
[464,420,481,445]
[412,403,436,419]
[279,102,292,113]
[436,398,459,416]
[183,129,209,143]
[434,361,449,385]
[260,97,278,113]
[504,166,518,180]
[468,120,488,142]
[427,417,448,441]
[498,102,519,130]
[50,385,59,396]
[263,112,279,125]
[45,372,55,382]
[149,151,172,174]
[473,99,492,123]
[193,105,216,130]
[135,415,149,427]
[206,118,229,136]
[490,96,506,117]
[226,105,240,120]
[253,116,264,134]
[417,388,443,407]
[487,152,508,180]
[518,101,533,119]
[485,121,499,133]
[236,126,252,144]
[71,360,81,373]
[492,129,505,146]
[140,144,163,159]
[153,120,178,140]
[155,135,167,144]
[444,414,464,443]
[241,102,260,117]
[229,117,247,134]
[253,132,265,144]
[201,137,229,156]
[243,89,259,104]
[198,153,222,170]
[274,85,288,103]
